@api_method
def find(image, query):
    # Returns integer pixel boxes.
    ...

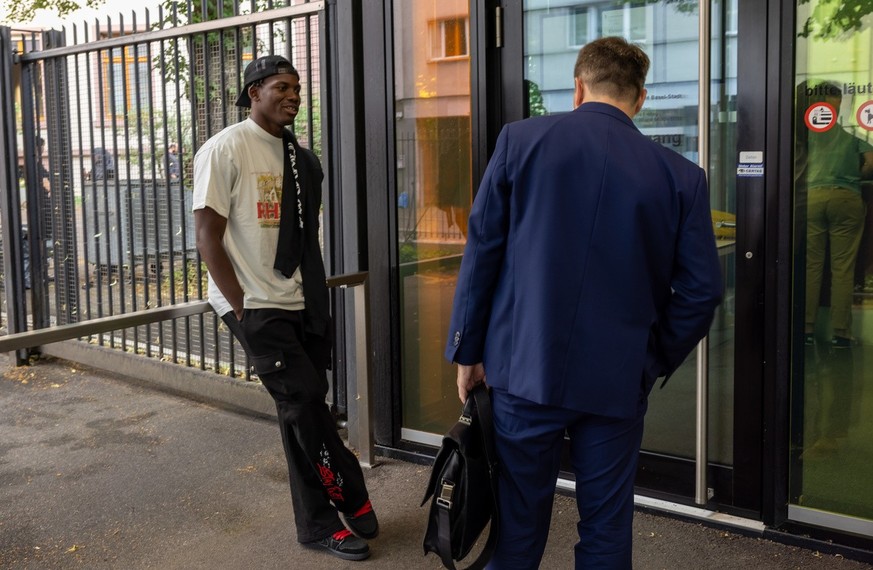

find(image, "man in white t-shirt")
[193,55,378,562]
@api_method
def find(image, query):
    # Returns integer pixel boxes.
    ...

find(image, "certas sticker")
[737,151,764,178]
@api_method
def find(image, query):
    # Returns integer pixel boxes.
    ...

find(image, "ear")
[573,77,584,109]
[248,83,260,103]
[632,88,647,116]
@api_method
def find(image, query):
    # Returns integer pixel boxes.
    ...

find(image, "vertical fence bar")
[19,39,49,333]
[171,20,185,365]
[105,18,126,348]
[72,26,92,326]
[160,15,174,362]
[0,27,30,364]
[143,17,165,358]
[304,13,314,149]
[83,25,105,337]
[52,45,83,326]
[95,25,112,339]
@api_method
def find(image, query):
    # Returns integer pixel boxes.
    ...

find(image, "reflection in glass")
[791,0,873,522]
[524,1,737,465]
[397,0,739,448]
[395,1,472,436]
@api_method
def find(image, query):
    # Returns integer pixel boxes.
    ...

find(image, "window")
[602,3,649,43]
[102,44,150,117]
[571,7,590,47]
[571,3,648,48]
[430,17,469,60]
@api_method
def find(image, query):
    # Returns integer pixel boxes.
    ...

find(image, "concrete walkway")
[0,353,870,569]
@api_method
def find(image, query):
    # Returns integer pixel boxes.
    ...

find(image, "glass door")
[391,1,766,515]
[789,0,873,536]
[393,0,476,441]
[504,0,742,505]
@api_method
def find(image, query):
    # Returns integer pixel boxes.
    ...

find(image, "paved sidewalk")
[0,353,870,569]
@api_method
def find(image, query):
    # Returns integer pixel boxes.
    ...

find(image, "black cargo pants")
[223,308,370,543]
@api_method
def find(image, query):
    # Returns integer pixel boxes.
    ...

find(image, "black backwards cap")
[235,55,298,108]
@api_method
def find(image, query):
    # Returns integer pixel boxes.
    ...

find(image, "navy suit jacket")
[445,102,723,419]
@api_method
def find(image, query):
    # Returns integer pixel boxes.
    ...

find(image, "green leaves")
[798,0,872,40]
[2,0,100,24]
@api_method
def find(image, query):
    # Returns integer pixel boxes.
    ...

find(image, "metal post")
[0,27,31,364]
[43,29,80,326]
[353,279,377,468]
[696,0,712,507]
[695,336,710,505]
[326,271,377,468]
[20,35,48,333]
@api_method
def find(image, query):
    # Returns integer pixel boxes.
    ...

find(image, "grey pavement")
[0,352,870,570]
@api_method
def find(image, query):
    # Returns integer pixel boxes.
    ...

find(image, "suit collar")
[574,102,638,130]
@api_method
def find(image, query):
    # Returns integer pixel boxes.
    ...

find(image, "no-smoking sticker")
[805,102,837,132]
[857,100,873,131]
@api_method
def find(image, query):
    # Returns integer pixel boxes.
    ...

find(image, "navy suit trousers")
[487,388,645,570]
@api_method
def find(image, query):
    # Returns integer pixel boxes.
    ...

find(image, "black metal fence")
[1,1,325,380]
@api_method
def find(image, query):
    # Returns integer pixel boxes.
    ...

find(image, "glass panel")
[522,1,737,466]
[395,0,473,434]
[791,0,873,522]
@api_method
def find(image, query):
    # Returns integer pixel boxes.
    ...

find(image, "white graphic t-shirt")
[192,118,305,316]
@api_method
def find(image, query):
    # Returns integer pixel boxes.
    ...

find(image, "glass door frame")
[493,0,776,520]
[762,0,794,529]
[781,0,873,541]
[358,0,504,456]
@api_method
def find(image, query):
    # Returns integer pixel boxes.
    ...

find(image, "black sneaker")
[305,529,370,561]
[804,333,815,347]
[341,499,379,539]
[831,336,852,349]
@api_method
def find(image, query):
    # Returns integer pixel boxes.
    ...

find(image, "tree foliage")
[657,0,698,14]
[798,0,873,40]
[1,0,100,24]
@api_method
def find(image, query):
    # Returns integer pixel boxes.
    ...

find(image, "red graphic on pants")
[318,445,345,502]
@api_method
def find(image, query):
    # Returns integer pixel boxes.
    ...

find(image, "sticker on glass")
[804,103,837,132]
[856,101,873,131]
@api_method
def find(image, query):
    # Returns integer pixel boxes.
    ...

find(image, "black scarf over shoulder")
[274,129,330,348]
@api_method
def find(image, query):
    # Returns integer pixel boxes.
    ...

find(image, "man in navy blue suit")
[445,37,723,569]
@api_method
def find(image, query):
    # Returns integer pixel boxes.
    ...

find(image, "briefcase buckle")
[436,480,455,509]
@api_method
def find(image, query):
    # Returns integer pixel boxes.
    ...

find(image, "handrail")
[0,300,211,353]
[326,271,367,289]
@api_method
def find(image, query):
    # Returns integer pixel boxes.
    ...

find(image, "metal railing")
[325,272,375,467]
[0,1,376,462]
[0,271,375,465]
[0,299,211,352]
[1,0,324,377]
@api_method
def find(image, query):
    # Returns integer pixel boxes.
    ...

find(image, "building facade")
[354,0,873,555]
